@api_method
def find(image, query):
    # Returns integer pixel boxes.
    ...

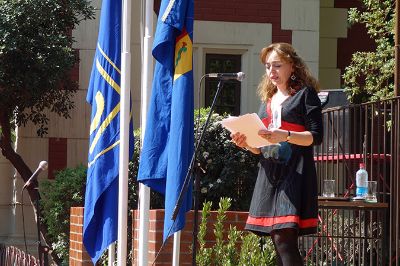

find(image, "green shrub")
[40,164,87,265]
[343,0,394,103]
[196,197,276,266]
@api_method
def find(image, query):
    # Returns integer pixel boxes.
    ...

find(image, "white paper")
[220,113,272,148]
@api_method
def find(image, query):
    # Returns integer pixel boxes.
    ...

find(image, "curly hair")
[257,42,320,102]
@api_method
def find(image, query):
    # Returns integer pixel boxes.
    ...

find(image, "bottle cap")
[359,163,365,168]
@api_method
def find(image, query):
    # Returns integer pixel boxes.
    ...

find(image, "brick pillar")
[69,207,92,265]
[132,209,248,265]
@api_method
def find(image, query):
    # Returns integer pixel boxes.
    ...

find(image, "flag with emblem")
[83,0,134,262]
[137,0,194,241]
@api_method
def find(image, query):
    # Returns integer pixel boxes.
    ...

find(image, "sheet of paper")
[220,113,272,148]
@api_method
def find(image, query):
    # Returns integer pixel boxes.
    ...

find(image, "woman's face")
[264,50,294,91]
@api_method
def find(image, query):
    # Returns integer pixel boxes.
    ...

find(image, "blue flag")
[138,0,194,241]
[83,0,134,263]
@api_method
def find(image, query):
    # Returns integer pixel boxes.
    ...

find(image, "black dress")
[244,86,323,236]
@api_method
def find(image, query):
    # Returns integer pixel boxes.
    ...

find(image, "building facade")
[0,0,373,257]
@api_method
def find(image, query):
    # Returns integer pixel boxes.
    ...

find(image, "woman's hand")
[259,128,315,146]
[258,128,288,143]
[230,132,261,154]
[230,132,248,148]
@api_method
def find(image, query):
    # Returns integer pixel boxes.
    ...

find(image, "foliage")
[194,108,259,210]
[343,0,395,103]
[238,234,276,266]
[40,165,87,265]
[0,0,94,136]
[196,198,276,266]
[196,201,213,265]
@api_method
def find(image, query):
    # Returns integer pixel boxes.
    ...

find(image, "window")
[205,54,241,115]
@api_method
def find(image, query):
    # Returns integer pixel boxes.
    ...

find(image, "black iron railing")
[300,96,400,265]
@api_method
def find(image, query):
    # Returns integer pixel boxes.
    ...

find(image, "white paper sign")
[220,113,272,148]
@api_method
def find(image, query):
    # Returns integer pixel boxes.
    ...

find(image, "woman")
[231,42,323,265]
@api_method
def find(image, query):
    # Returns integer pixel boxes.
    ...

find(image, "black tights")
[270,228,303,266]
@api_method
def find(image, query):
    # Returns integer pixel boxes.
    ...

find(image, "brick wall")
[69,207,248,265]
[154,0,291,44]
[48,138,67,179]
[196,0,291,43]
[69,207,92,265]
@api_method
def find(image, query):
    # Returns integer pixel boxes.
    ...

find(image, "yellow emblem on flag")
[174,31,192,81]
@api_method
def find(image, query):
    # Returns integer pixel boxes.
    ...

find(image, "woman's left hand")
[258,128,288,143]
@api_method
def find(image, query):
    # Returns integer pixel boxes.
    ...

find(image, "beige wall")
[319,0,348,89]
[0,154,15,240]
[282,0,320,78]
[0,152,37,254]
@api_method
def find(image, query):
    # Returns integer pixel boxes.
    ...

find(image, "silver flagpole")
[138,0,153,264]
[117,0,131,264]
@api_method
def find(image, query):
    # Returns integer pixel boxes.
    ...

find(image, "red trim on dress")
[280,121,306,132]
[246,215,318,228]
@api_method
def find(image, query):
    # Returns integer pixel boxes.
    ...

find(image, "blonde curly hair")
[257,42,320,102]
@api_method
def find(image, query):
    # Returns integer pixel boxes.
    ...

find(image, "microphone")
[22,161,48,190]
[205,72,245,81]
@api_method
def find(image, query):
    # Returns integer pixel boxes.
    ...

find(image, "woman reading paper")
[231,42,323,266]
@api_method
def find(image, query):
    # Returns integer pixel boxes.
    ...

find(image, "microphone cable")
[195,75,207,145]
[21,187,28,253]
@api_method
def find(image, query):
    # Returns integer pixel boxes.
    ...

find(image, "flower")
[201,187,208,194]
[217,178,222,183]
[203,151,209,159]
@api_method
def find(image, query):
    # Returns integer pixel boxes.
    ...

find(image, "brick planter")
[69,207,248,265]
[132,209,248,265]
[69,207,92,265]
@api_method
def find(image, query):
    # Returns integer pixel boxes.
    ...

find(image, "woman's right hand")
[230,132,261,154]
[230,132,248,148]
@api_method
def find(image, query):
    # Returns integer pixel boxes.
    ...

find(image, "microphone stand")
[35,187,49,266]
[24,180,49,266]
[171,79,225,266]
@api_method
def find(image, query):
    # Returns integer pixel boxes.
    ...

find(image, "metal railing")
[299,96,400,265]
[0,244,40,266]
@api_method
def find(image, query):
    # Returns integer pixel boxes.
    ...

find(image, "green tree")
[343,0,395,103]
[0,0,94,263]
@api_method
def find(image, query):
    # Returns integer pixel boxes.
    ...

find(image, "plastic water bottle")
[356,163,368,198]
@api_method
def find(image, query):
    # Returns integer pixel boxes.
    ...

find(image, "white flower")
[203,151,209,159]
[217,178,222,183]
[201,187,208,194]
[209,183,214,188]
